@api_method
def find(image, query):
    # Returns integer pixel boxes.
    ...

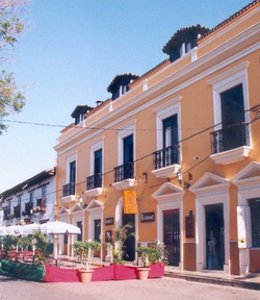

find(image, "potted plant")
[146,242,168,266]
[136,246,151,280]
[73,240,101,283]
[136,242,168,280]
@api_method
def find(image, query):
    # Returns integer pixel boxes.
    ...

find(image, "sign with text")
[140,212,155,223]
[123,190,137,214]
[185,214,195,238]
[105,217,114,226]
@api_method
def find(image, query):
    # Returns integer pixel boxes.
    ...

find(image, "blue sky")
[0,0,250,192]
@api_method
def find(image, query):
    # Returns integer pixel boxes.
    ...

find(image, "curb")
[164,271,260,291]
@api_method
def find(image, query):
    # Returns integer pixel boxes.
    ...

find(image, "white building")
[0,168,56,226]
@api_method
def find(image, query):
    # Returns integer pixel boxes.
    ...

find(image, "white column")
[237,205,251,275]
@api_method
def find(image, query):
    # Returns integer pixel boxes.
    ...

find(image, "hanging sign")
[123,190,137,214]
[185,212,195,238]
[105,217,114,226]
[140,212,155,223]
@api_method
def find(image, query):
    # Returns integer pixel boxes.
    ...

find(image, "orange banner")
[123,190,137,214]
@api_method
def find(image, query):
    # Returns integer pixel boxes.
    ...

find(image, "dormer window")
[163,25,209,62]
[107,73,139,100]
[75,113,85,125]
[71,105,93,125]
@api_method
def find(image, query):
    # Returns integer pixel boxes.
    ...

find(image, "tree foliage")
[0,0,26,134]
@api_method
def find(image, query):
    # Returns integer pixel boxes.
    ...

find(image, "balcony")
[210,123,251,165]
[24,201,33,216]
[85,174,103,197]
[151,145,180,179]
[112,162,135,191]
[61,182,76,203]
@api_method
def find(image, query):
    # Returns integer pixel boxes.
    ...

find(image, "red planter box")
[148,263,164,278]
[44,263,164,282]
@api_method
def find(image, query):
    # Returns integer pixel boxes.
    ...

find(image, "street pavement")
[0,276,259,300]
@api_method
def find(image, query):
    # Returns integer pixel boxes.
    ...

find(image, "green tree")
[0,0,26,134]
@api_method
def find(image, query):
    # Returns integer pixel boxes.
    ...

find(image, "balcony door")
[94,149,102,187]
[123,134,133,179]
[163,115,178,148]
[162,115,178,167]
[220,83,245,150]
[69,161,76,194]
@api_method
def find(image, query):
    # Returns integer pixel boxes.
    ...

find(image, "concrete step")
[164,271,260,291]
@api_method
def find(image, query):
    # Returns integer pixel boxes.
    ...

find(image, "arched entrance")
[115,197,136,262]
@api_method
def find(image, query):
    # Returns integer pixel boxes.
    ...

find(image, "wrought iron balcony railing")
[62,182,75,197]
[86,174,102,190]
[210,123,249,154]
[25,201,34,215]
[114,162,134,183]
[153,144,180,170]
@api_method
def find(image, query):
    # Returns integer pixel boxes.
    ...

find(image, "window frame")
[66,155,77,184]
[155,98,181,152]
[117,122,136,167]
[90,141,104,176]
[89,141,104,189]
[210,65,250,138]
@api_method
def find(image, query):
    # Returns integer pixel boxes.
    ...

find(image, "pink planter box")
[113,264,138,280]
[91,265,114,281]
[44,263,164,282]
[148,263,164,278]
[44,264,80,282]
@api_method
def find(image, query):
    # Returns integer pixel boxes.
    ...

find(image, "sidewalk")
[54,255,260,290]
[164,266,260,291]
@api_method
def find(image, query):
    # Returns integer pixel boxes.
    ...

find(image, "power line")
[1,106,259,206]
[1,103,258,132]
[0,118,220,132]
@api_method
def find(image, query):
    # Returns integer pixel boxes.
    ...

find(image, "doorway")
[205,203,224,270]
[163,209,180,266]
[94,219,101,242]
[122,213,135,261]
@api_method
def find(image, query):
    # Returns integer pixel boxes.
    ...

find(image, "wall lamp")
[177,169,192,190]
[142,172,148,184]
[78,194,83,204]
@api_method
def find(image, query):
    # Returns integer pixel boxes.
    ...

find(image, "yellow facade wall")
[55,3,260,275]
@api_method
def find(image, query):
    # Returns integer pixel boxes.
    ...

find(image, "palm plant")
[113,223,134,263]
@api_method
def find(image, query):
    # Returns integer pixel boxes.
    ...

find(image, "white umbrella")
[40,221,81,263]
[40,221,81,235]
[0,226,8,236]
[21,223,41,236]
[6,225,23,236]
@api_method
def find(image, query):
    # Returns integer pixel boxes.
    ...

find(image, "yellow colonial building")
[54,0,260,276]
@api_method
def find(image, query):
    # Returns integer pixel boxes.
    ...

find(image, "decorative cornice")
[199,0,260,43]
[55,27,259,154]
